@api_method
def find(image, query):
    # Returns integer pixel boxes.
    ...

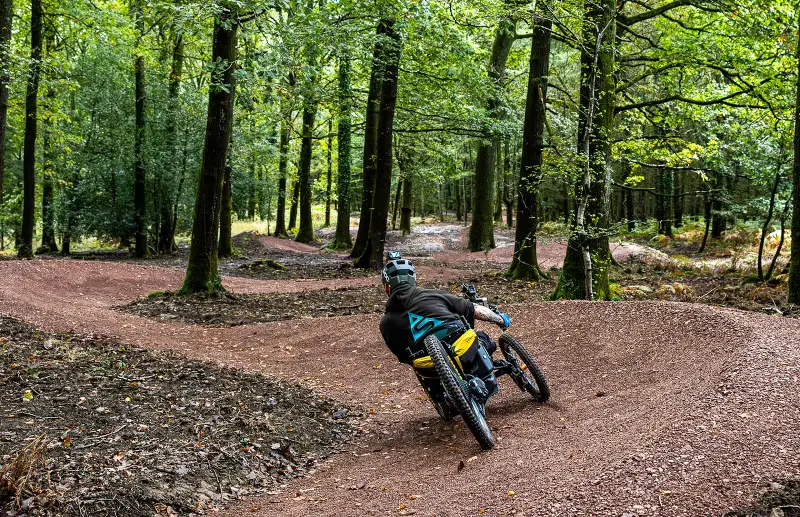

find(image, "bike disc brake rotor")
[504,347,536,393]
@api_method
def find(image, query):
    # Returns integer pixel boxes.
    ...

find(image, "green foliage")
[0,0,795,267]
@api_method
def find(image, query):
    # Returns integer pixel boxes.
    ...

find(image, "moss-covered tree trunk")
[19,0,42,259]
[295,103,317,243]
[132,0,147,258]
[350,20,388,258]
[468,18,516,252]
[788,22,800,304]
[507,17,550,280]
[552,0,615,301]
[355,19,400,269]
[0,0,10,249]
[332,52,353,248]
[181,13,237,294]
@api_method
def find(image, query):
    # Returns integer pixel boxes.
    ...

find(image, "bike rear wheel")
[423,334,495,450]
[499,333,550,403]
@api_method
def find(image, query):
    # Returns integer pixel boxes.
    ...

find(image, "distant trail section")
[256,234,319,254]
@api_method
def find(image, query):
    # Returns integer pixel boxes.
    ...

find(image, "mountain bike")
[410,284,550,450]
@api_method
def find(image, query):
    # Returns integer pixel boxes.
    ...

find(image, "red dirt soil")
[426,240,644,270]
[0,258,798,516]
[258,235,319,253]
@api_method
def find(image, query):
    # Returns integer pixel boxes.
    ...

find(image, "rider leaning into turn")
[378,254,511,396]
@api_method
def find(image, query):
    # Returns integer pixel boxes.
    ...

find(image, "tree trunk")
[295,104,317,243]
[553,0,615,300]
[248,162,256,220]
[218,162,233,258]
[324,118,332,227]
[758,171,782,281]
[788,21,800,303]
[454,177,462,221]
[132,0,147,258]
[0,0,11,250]
[391,177,401,230]
[507,17,550,280]
[504,140,514,228]
[289,176,299,230]
[275,111,290,236]
[169,128,188,246]
[181,13,237,293]
[355,19,400,269]
[351,20,388,258]
[159,34,183,253]
[698,188,711,253]
[711,172,726,238]
[400,175,412,235]
[468,19,515,252]
[494,140,504,222]
[623,162,635,232]
[332,51,353,248]
[767,197,790,282]
[656,170,673,237]
[40,28,57,253]
[674,171,684,228]
[19,0,42,258]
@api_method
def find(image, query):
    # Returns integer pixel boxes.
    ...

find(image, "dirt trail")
[0,260,798,516]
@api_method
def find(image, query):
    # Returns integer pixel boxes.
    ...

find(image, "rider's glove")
[499,313,511,329]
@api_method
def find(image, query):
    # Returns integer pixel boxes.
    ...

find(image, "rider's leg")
[475,330,497,355]
[468,332,499,397]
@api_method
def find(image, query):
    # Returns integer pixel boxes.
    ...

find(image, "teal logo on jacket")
[408,312,444,343]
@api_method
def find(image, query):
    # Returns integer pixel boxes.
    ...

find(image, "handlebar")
[460,283,500,314]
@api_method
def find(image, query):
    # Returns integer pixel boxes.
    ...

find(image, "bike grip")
[500,313,511,329]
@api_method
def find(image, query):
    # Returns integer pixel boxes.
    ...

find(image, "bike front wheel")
[423,334,495,450]
[499,333,550,403]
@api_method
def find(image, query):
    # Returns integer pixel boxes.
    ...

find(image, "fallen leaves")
[0,316,357,515]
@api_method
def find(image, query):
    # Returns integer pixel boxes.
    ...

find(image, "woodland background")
[1,0,799,301]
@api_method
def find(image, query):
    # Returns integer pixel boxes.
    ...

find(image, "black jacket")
[380,284,475,364]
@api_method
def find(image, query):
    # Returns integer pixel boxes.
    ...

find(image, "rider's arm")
[473,303,505,326]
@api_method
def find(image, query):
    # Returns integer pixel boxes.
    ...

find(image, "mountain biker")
[379,252,511,398]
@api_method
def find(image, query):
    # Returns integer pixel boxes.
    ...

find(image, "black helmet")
[382,251,416,289]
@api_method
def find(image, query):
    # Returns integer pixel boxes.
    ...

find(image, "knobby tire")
[499,332,551,403]
[423,334,495,450]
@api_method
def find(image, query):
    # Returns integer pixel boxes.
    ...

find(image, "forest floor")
[0,222,799,516]
[0,317,357,516]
